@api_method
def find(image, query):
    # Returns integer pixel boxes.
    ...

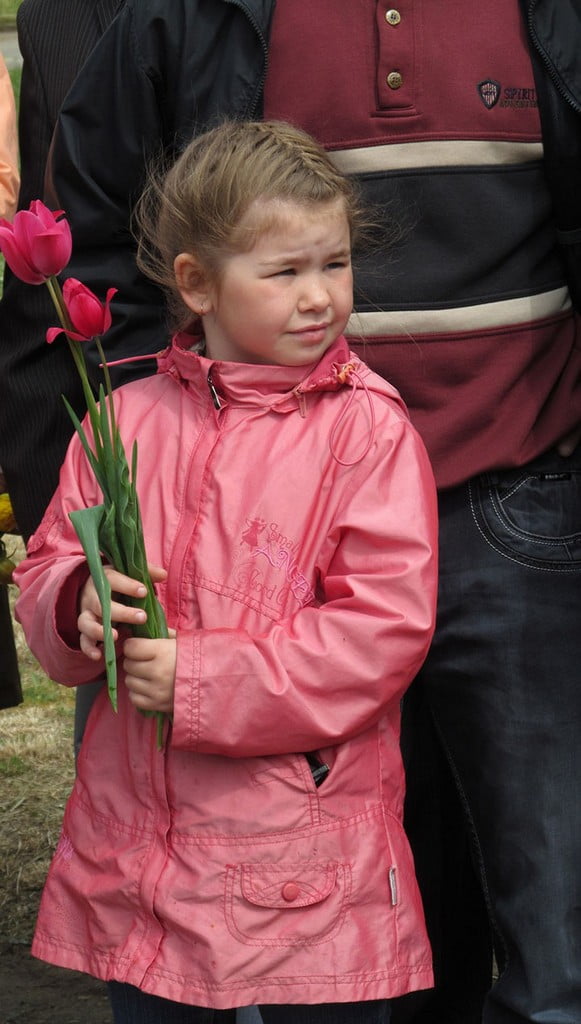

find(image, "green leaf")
[131,439,138,486]
[99,500,124,572]
[98,384,117,506]
[62,395,107,495]
[68,505,118,712]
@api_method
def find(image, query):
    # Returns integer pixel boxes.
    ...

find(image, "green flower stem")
[95,335,121,515]
[46,275,103,458]
[44,273,169,749]
[95,337,117,433]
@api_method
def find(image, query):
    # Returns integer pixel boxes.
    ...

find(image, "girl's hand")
[123,635,177,714]
[77,564,167,661]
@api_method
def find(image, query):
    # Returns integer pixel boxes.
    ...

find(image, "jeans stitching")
[488,486,581,546]
[468,481,581,572]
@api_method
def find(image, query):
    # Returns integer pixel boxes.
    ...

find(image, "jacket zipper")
[526,0,581,115]
[207,372,222,410]
[225,0,270,117]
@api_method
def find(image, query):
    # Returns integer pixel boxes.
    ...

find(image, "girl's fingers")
[78,566,167,662]
[82,565,166,615]
[77,612,101,639]
[148,564,167,583]
[110,600,147,628]
[103,564,167,594]
[80,633,103,661]
[103,567,149,599]
[79,600,145,633]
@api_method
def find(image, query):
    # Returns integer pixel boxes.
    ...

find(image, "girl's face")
[179,198,353,367]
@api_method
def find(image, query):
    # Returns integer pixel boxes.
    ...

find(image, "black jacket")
[0,0,124,539]
[523,0,581,310]
[48,0,274,383]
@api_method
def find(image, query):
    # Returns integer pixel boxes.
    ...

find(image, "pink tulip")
[46,278,117,343]
[0,200,72,284]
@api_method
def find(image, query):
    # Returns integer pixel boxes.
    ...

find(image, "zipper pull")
[389,866,398,906]
[293,386,308,418]
[207,372,222,410]
[304,752,330,787]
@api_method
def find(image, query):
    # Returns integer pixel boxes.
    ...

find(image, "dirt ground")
[0,941,111,1024]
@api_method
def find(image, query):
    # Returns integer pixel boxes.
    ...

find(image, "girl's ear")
[174,252,213,317]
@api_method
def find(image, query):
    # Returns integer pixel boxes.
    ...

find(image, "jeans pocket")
[470,460,581,569]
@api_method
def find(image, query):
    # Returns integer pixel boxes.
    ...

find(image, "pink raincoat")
[15,334,438,1008]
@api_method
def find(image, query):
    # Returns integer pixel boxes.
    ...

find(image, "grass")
[0,0,20,28]
[0,540,76,944]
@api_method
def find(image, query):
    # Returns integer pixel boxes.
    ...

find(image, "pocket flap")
[240,861,337,909]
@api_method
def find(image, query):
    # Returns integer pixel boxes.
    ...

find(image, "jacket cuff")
[54,562,92,649]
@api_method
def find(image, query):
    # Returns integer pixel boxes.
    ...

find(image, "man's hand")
[557,426,581,457]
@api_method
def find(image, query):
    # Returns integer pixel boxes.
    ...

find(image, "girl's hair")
[135,120,366,331]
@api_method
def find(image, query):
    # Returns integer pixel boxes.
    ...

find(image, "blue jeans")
[107,984,390,1024]
[396,446,581,1023]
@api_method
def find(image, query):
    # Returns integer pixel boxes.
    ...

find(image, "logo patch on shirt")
[477,79,501,109]
[477,80,538,110]
[499,86,538,109]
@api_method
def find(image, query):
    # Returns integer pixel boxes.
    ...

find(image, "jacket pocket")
[224,859,351,947]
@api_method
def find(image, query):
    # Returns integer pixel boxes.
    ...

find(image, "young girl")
[15,121,438,1024]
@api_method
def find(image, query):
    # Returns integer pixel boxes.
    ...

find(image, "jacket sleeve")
[13,429,108,687]
[46,1,166,387]
[171,416,438,757]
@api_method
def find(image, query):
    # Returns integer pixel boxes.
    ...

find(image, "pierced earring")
[198,302,205,316]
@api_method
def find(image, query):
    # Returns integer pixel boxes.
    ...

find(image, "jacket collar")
[157,332,360,410]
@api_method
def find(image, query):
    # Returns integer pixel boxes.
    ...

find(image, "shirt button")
[281,881,301,902]
[385,9,401,25]
[386,71,403,90]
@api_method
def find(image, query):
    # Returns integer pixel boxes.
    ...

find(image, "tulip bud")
[0,200,72,284]
[46,279,117,344]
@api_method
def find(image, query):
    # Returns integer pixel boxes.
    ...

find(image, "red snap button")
[281,881,301,902]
